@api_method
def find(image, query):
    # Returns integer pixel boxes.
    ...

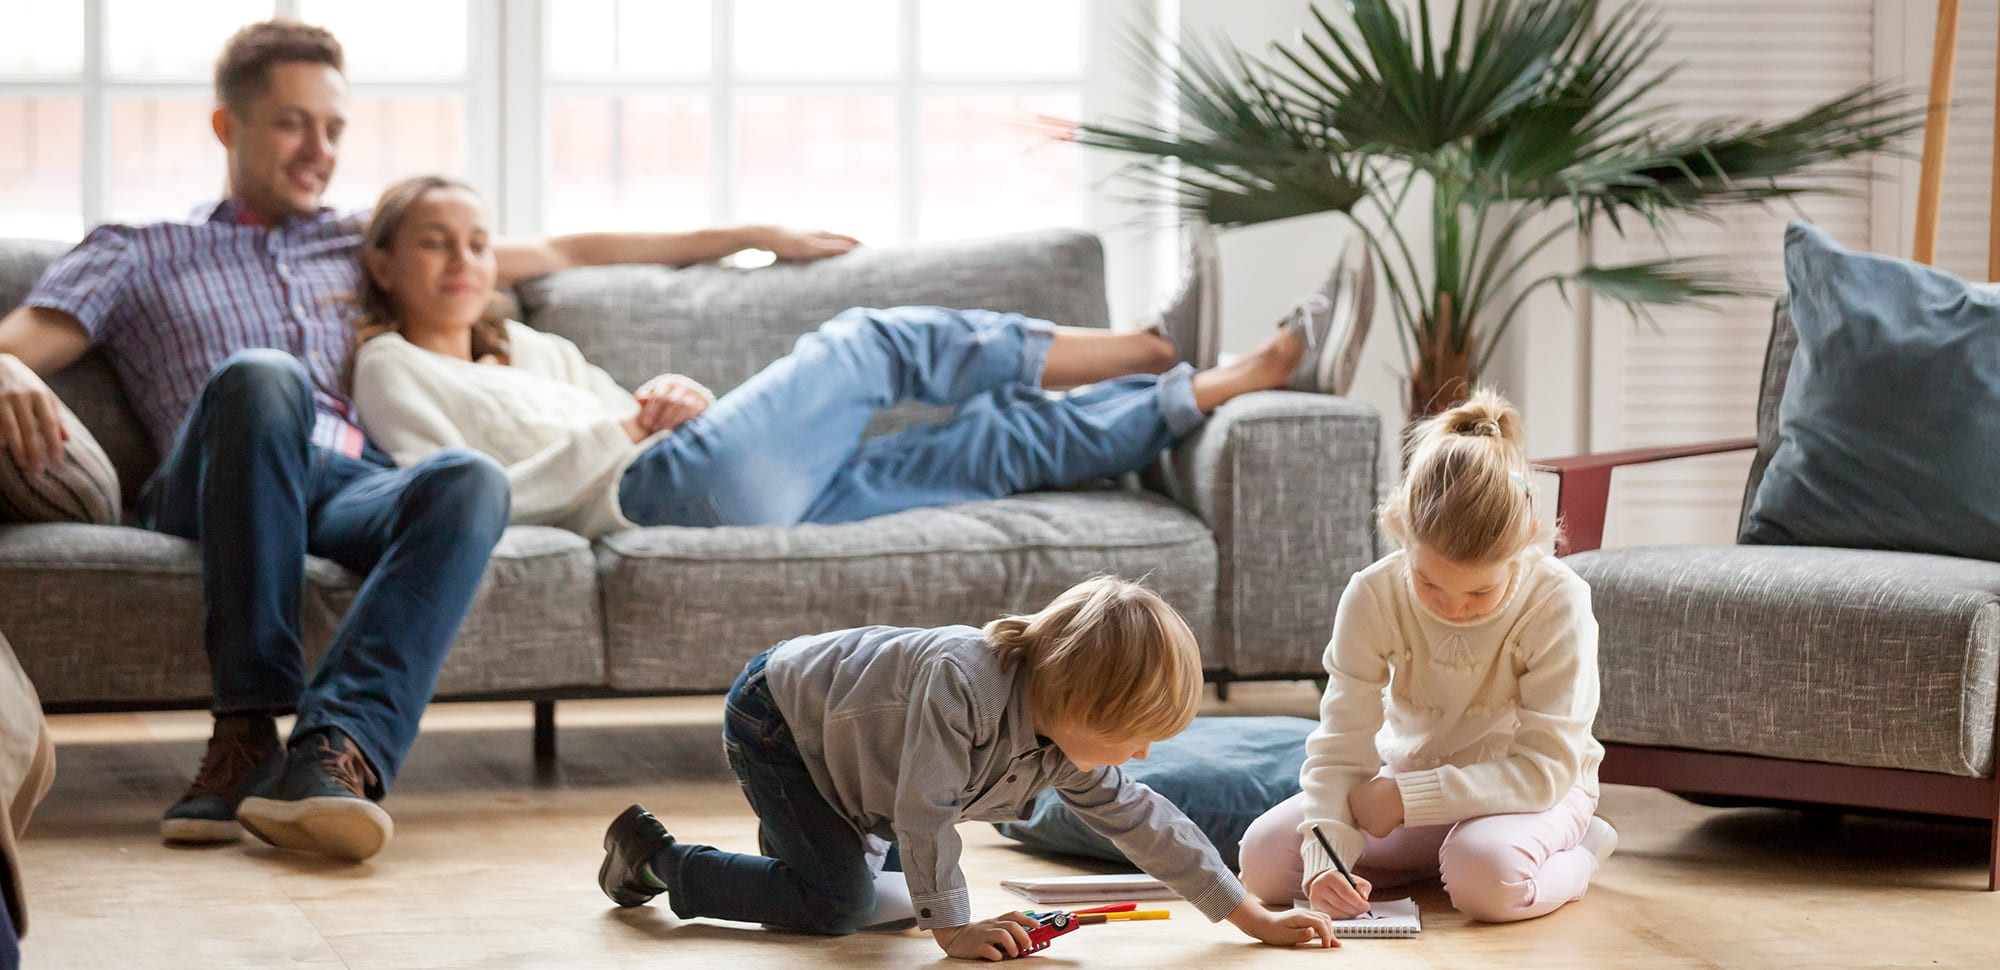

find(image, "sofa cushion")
[1742,222,2000,560]
[1569,544,2000,777]
[596,491,1217,692]
[0,523,604,704]
[0,397,120,524]
[305,525,606,695]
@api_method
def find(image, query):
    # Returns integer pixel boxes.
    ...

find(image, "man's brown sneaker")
[160,713,283,845]
[237,728,393,862]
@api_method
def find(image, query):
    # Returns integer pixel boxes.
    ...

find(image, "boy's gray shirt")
[764,624,1248,930]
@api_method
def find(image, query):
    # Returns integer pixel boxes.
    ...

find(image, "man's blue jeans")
[654,651,881,934]
[140,350,510,792]
[616,306,1205,527]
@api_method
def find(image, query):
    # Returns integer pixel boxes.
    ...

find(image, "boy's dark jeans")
[657,651,880,934]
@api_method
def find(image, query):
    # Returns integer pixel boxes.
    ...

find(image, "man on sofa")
[0,19,854,863]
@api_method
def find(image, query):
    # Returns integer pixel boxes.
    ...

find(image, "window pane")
[733,0,896,78]
[106,98,225,224]
[546,95,711,234]
[0,1,83,75]
[298,0,467,79]
[0,97,83,240]
[549,0,710,77]
[107,0,272,77]
[735,95,897,244]
[919,1,1083,76]
[918,95,1085,240]
[321,96,468,214]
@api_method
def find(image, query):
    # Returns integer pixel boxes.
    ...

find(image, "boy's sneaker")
[236,728,394,862]
[1580,816,1619,865]
[599,804,676,908]
[161,714,284,844]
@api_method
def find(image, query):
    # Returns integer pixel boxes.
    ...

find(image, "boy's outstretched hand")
[1226,898,1340,948]
[933,911,1038,961]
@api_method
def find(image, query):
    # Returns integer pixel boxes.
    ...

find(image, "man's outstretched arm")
[493,225,859,287]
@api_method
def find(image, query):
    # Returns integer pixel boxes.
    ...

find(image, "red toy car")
[1020,911,1080,957]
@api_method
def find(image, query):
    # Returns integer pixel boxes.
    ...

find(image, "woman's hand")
[619,414,649,444]
[1225,898,1338,948]
[932,912,1038,961]
[1348,776,1405,837]
[1306,868,1374,920]
[633,376,710,434]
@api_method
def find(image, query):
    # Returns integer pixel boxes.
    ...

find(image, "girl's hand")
[1348,776,1405,837]
[932,912,1038,961]
[1225,898,1338,948]
[1306,868,1374,920]
[634,377,709,433]
[618,414,649,443]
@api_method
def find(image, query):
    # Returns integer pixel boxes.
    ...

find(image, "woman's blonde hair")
[347,174,511,388]
[983,576,1203,743]
[1379,387,1553,564]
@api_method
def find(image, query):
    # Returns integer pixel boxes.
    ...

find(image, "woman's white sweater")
[1296,548,1603,892]
[350,321,707,538]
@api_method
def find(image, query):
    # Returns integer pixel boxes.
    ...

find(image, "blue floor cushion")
[993,715,1315,871]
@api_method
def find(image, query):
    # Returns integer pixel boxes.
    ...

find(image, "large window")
[0,1,1132,253]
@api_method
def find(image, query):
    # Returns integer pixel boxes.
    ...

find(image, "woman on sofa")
[348,175,1339,537]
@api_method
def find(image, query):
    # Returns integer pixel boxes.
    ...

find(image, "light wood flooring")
[16,683,2000,969]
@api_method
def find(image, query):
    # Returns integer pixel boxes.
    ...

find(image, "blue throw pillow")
[1741,222,2000,561]
[992,716,1314,871]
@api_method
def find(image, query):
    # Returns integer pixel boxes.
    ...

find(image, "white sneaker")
[1314,239,1375,396]
[1139,219,1221,370]
[1579,816,1619,865]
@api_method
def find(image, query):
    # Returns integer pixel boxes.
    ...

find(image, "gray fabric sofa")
[0,229,1382,753]
[1535,299,2000,888]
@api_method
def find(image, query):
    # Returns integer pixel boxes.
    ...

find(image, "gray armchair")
[1535,299,2000,889]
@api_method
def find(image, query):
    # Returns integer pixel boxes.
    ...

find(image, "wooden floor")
[16,683,2000,969]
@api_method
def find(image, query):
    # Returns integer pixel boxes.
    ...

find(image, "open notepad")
[1293,897,1422,938]
[999,873,1179,905]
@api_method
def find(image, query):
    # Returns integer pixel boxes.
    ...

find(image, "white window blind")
[1588,0,1905,548]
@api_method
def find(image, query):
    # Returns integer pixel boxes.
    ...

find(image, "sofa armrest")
[1532,438,1756,555]
[1147,390,1382,678]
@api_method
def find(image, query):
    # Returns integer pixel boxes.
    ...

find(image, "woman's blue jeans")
[616,306,1204,527]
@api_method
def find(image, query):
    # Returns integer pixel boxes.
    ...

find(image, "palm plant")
[1062,0,1925,419]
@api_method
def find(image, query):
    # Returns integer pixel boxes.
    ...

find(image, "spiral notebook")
[1292,897,1422,938]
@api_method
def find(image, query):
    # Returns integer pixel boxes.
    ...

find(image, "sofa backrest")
[0,239,158,509]
[1,228,1110,496]
[514,228,1110,395]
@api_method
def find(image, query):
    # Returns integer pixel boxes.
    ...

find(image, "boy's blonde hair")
[1379,387,1554,564]
[983,576,1203,742]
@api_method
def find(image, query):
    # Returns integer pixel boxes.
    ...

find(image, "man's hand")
[755,226,860,262]
[932,912,1038,961]
[1225,898,1339,948]
[633,376,711,434]
[1306,867,1374,920]
[1348,776,1405,838]
[0,353,68,475]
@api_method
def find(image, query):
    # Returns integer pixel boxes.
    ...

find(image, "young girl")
[1238,390,1614,924]
[346,175,1345,539]
[596,577,1336,960]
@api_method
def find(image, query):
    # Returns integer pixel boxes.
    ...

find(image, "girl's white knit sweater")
[1296,548,1602,892]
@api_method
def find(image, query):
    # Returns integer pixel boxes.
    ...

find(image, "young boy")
[596,577,1336,960]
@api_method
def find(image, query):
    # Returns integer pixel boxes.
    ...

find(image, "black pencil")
[1311,824,1361,892]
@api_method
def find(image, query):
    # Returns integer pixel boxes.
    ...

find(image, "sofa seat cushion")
[0,523,210,703]
[596,491,1217,692]
[1569,544,2000,777]
[0,523,603,705]
[305,525,605,695]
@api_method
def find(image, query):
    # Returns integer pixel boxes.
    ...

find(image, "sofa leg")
[533,700,557,770]
[1989,818,1999,892]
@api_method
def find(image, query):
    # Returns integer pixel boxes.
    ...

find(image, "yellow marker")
[1078,909,1172,924]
